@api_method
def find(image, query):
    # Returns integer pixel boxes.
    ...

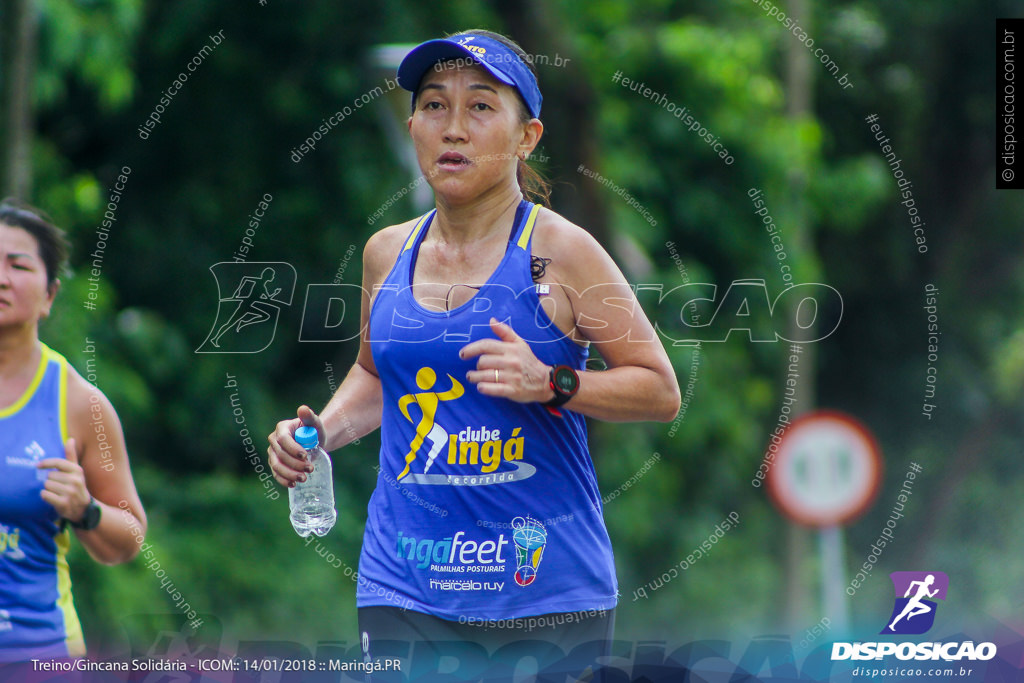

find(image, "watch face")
[553,366,579,394]
[79,501,102,530]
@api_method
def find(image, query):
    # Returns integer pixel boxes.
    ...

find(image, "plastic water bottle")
[289,426,336,537]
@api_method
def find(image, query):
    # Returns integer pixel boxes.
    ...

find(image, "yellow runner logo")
[396,367,465,481]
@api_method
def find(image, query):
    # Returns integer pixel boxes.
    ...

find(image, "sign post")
[766,410,882,637]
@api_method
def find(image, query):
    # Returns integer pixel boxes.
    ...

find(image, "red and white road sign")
[766,410,882,527]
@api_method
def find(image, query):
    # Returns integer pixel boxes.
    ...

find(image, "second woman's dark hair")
[0,199,69,290]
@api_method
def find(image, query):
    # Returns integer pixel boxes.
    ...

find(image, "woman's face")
[0,223,56,330]
[408,62,540,205]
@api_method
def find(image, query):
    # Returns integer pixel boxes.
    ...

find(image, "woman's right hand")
[267,405,325,488]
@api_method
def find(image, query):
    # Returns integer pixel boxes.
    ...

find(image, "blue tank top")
[358,201,618,620]
[0,344,85,661]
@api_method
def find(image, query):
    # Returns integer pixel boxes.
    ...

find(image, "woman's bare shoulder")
[62,362,125,443]
[531,207,621,286]
[363,218,421,284]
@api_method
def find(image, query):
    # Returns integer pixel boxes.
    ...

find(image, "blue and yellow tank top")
[358,200,618,620]
[0,344,84,661]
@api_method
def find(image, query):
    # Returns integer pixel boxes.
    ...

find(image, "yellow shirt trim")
[34,344,83,654]
[516,204,542,250]
[55,529,86,656]
[0,345,49,418]
[54,348,69,443]
[402,212,435,252]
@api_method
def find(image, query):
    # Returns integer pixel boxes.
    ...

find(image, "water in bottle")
[289,426,337,537]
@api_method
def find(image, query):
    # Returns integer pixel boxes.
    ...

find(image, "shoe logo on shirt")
[512,516,547,586]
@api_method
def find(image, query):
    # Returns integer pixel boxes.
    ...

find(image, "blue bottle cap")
[295,426,319,449]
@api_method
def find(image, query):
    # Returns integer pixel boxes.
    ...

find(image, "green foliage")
[37,0,142,110]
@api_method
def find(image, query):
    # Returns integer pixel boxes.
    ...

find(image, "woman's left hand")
[37,438,92,524]
[460,318,554,403]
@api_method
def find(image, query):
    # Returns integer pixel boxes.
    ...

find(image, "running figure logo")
[196,262,296,353]
[881,571,949,635]
[396,367,464,481]
[512,516,547,586]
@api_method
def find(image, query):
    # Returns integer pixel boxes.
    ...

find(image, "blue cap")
[295,426,319,449]
[397,33,542,118]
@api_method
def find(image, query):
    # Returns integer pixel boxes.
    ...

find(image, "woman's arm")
[37,375,147,565]
[267,223,409,486]
[461,210,681,423]
[319,361,382,451]
[266,359,382,488]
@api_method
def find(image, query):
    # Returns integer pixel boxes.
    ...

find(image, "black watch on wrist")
[69,498,102,531]
[544,365,580,417]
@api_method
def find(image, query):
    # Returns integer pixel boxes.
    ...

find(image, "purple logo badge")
[881,571,948,635]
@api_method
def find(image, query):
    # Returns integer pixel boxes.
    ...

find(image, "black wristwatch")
[68,498,102,531]
[544,365,580,417]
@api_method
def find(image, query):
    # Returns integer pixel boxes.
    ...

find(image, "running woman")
[0,202,147,667]
[268,30,679,680]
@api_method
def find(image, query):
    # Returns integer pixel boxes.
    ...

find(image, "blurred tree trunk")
[781,0,817,634]
[0,0,37,199]
[489,0,609,249]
